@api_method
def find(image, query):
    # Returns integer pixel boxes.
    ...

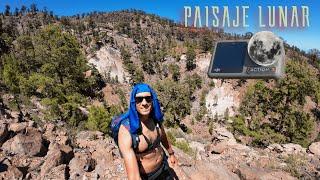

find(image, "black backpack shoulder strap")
[131,133,140,151]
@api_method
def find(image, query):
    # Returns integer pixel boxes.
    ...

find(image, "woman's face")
[135,92,152,116]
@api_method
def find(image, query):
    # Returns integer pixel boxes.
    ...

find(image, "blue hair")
[128,83,164,133]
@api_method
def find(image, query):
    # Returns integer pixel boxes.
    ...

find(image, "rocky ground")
[1,110,320,180]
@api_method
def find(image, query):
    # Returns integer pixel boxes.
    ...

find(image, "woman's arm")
[159,123,177,165]
[118,125,141,180]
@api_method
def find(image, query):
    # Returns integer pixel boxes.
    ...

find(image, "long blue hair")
[127,83,164,133]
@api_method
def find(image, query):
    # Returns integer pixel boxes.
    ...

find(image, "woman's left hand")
[169,154,177,166]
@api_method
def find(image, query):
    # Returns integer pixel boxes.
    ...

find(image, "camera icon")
[208,31,285,79]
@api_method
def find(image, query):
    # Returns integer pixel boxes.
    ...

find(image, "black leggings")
[140,156,173,180]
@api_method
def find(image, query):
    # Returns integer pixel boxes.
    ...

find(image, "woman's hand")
[169,154,177,166]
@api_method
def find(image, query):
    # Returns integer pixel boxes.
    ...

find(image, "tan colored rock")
[267,144,284,153]
[43,164,67,180]
[69,151,95,179]
[309,142,320,156]
[40,143,64,178]
[189,162,239,180]
[9,122,28,133]
[44,123,55,135]
[189,141,205,160]
[214,127,235,140]
[55,135,69,145]
[91,145,113,178]
[235,165,267,179]
[2,127,46,157]
[282,143,306,154]
[75,131,104,149]
[169,164,190,180]
[210,140,229,154]
[0,158,23,179]
[260,171,296,180]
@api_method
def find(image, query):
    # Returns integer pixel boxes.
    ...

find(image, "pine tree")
[186,46,196,71]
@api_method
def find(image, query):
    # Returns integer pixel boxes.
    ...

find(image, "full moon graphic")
[248,31,285,67]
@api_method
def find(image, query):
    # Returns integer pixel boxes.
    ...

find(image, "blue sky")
[1,0,319,51]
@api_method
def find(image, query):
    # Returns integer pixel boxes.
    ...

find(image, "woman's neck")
[139,115,154,129]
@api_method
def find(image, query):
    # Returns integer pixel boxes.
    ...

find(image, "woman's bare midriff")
[136,146,164,174]
[136,145,164,174]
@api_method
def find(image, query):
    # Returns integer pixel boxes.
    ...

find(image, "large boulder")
[43,123,70,145]
[9,121,34,133]
[309,142,320,156]
[1,127,46,157]
[213,127,235,140]
[75,131,104,150]
[40,142,73,178]
[282,143,306,154]
[68,151,96,179]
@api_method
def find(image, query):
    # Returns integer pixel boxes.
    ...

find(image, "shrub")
[166,131,176,145]
[86,105,120,134]
[175,139,194,156]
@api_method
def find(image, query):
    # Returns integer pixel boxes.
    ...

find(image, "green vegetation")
[166,131,176,145]
[233,60,319,147]
[168,63,180,81]
[186,46,196,71]
[1,24,102,126]
[196,89,208,121]
[284,154,307,178]
[120,46,144,85]
[175,139,194,156]
[86,105,120,134]
[153,79,191,127]
[166,130,194,156]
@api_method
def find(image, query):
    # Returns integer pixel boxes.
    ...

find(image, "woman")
[117,83,177,180]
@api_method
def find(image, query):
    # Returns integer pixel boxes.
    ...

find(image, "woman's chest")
[136,126,162,154]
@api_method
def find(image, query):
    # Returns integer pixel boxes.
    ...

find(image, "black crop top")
[135,124,161,154]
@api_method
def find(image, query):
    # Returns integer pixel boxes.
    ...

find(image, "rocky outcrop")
[40,143,73,178]
[0,115,319,179]
[9,121,34,133]
[2,127,47,157]
[309,142,320,156]
[235,165,295,180]
[207,127,249,154]
[267,143,306,155]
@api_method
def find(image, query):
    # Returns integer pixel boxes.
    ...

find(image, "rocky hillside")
[1,6,320,179]
[1,111,320,179]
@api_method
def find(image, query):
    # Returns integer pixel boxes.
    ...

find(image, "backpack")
[111,112,140,150]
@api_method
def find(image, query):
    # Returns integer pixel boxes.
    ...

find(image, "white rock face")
[88,46,129,83]
[205,80,240,117]
[196,53,211,72]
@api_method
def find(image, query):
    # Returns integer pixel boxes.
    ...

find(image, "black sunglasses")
[135,96,152,103]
